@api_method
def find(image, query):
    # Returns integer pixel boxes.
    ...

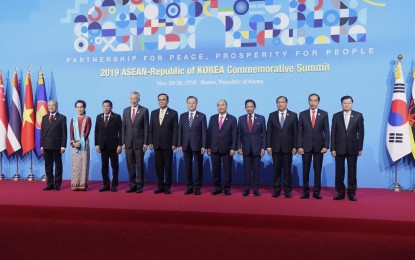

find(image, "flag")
[21,70,35,155]
[6,71,22,155]
[0,70,8,152]
[386,60,411,162]
[408,70,415,158]
[35,70,48,156]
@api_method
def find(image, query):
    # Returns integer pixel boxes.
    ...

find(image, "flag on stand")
[408,70,415,159]
[0,70,8,152]
[21,70,35,155]
[35,70,48,156]
[386,60,411,162]
[6,71,22,155]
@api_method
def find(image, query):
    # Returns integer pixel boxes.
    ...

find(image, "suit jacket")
[94,112,122,150]
[237,114,266,156]
[297,109,330,152]
[40,113,67,150]
[207,114,237,153]
[330,110,364,155]
[178,111,207,151]
[149,108,178,149]
[266,110,298,153]
[122,105,149,149]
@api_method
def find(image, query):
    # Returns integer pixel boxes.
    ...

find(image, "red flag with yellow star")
[21,70,35,155]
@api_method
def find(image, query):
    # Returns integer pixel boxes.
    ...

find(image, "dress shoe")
[136,187,143,193]
[313,193,323,200]
[194,190,201,195]
[43,186,54,191]
[242,190,249,197]
[285,192,292,198]
[253,190,261,196]
[211,190,222,195]
[154,188,164,194]
[54,186,61,191]
[99,186,110,192]
[272,191,281,198]
[164,188,171,194]
[126,188,136,193]
[333,194,345,200]
[111,187,118,192]
[300,192,310,199]
[224,190,231,196]
[184,189,193,195]
[348,194,357,201]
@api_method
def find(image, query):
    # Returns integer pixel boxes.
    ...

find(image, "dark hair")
[74,100,86,108]
[276,96,288,103]
[341,95,353,103]
[245,99,256,108]
[158,93,169,101]
[102,100,113,107]
[187,96,198,103]
[309,93,320,101]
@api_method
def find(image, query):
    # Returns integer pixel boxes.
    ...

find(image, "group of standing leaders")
[39,92,364,201]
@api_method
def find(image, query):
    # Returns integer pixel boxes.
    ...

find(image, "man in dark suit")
[267,96,298,198]
[149,93,178,194]
[178,96,207,195]
[122,91,149,193]
[95,100,122,192]
[331,95,364,201]
[238,99,266,197]
[297,93,330,199]
[207,99,237,196]
[40,100,67,191]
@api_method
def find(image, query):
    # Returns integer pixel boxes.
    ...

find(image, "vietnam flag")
[21,70,35,155]
[0,70,8,152]
[35,70,48,156]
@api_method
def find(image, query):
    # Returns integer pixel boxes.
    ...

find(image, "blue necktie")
[189,112,194,127]
[280,112,285,128]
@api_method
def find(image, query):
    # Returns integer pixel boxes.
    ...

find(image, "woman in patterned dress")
[70,100,91,191]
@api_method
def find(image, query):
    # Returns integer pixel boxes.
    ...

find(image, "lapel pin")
[351,115,354,118]
[318,113,320,116]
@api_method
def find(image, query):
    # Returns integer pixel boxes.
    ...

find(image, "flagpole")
[0,152,6,180]
[26,150,36,181]
[389,161,405,192]
[12,154,21,181]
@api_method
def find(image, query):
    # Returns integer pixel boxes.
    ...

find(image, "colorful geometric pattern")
[65,0,368,52]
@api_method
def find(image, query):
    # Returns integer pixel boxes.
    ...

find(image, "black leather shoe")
[300,192,310,199]
[211,190,222,195]
[136,187,143,193]
[224,190,231,196]
[313,193,323,200]
[111,187,118,192]
[285,192,292,198]
[333,193,345,200]
[43,186,54,191]
[348,194,357,201]
[54,186,61,191]
[126,188,136,193]
[154,188,164,194]
[253,190,261,196]
[99,186,110,192]
[194,190,201,195]
[242,190,249,196]
[164,188,171,194]
[272,191,281,198]
[184,189,193,195]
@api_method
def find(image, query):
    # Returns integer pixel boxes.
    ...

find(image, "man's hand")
[291,148,297,155]
[178,147,183,153]
[41,147,44,154]
[143,144,148,152]
[321,147,327,153]
[149,144,154,150]
[230,150,235,157]
[95,146,100,153]
[298,148,304,155]
[201,148,205,155]
[116,146,122,154]
[207,148,211,156]
[237,149,243,155]
[267,148,272,155]
[358,151,362,157]
[331,151,336,157]
[260,149,265,156]
[60,147,65,154]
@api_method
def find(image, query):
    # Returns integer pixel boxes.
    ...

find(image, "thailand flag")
[6,71,22,155]
[0,70,8,152]
[386,60,411,162]
[35,70,48,156]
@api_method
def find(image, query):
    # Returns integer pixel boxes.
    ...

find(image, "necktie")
[49,115,54,124]
[311,110,316,128]
[345,113,350,130]
[159,110,164,125]
[248,115,253,132]
[189,112,194,127]
[219,116,223,130]
[280,112,285,128]
[131,108,136,124]
[104,115,109,127]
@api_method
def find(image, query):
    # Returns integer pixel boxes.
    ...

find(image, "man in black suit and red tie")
[149,93,178,194]
[122,91,149,193]
[297,93,330,199]
[331,95,364,201]
[95,100,122,192]
[267,96,298,198]
[40,100,67,191]
[178,96,207,195]
[237,99,266,197]
[207,99,237,196]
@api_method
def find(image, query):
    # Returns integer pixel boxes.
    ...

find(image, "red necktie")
[131,108,135,124]
[49,115,53,124]
[219,116,223,130]
[248,115,253,132]
[104,115,109,127]
[311,110,316,128]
